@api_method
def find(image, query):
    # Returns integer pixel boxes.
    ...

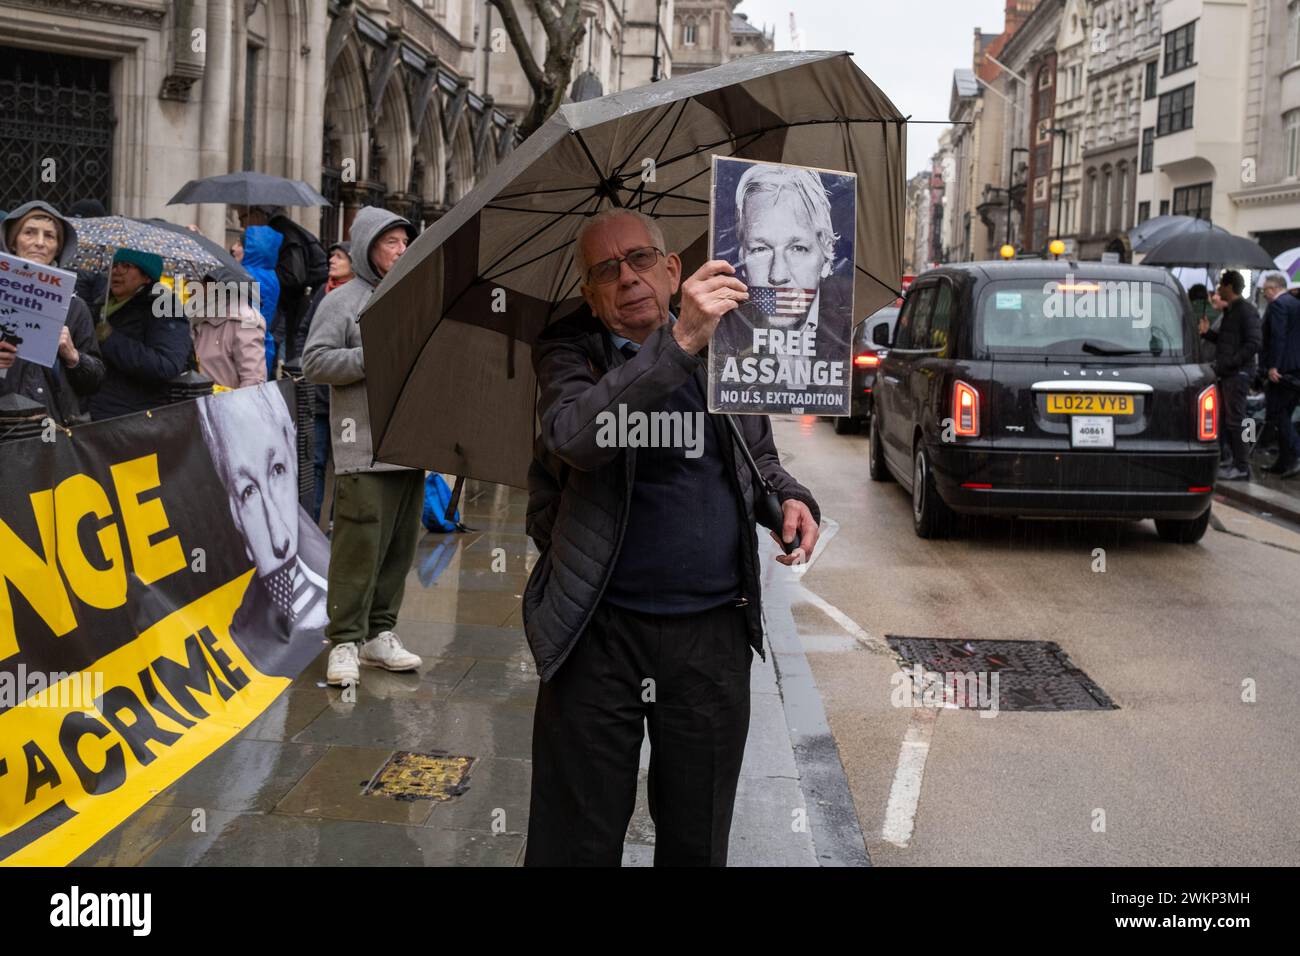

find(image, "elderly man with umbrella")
[522,207,821,866]
[358,51,905,866]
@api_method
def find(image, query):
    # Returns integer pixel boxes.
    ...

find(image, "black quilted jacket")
[523,308,821,682]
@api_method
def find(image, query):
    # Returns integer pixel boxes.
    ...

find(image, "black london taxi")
[868,261,1219,541]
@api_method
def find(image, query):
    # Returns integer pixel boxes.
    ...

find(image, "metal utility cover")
[886,636,1118,712]
[365,751,475,801]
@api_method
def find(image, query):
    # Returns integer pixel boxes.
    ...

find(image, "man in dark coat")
[87,247,191,421]
[1260,273,1300,478]
[1202,269,1262,480]
[523,208,821,867]
[0,201,105,425]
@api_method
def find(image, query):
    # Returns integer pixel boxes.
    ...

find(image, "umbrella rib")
[573,130,624,208]
[484,204,611,216]
[855,263,904,300]
[493,184,609,200]
[483,234,584,285]
[610,98,689,182]
[482,193,607,285]
[476,188,604,282]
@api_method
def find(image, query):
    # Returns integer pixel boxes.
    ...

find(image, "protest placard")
[0,251,76,369]
[706,156,856,416]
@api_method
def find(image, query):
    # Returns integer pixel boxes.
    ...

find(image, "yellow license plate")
[1046,393,1134,415]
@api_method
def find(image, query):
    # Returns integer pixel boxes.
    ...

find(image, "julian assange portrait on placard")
[707,157,856,416]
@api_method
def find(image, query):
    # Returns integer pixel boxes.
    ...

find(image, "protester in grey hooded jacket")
[300,206,425,681]
[0,200,105,425]
[302,206,416,475]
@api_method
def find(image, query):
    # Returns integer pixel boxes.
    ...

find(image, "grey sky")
[732,0,1009,175]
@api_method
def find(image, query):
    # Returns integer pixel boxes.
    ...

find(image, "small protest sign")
[706,156,856,416]
[0,251,76,368]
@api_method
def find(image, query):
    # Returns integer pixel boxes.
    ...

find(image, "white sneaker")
[326,642,360,686]
[359,631,422,672]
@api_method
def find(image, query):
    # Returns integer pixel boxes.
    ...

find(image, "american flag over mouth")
[749,286,817,318]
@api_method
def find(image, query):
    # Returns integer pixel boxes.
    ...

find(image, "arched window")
[684,18,697,47]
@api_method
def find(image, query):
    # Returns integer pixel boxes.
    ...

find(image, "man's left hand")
[1269,368,1281,384]
[57,326,79,367]
[771,498,819,566]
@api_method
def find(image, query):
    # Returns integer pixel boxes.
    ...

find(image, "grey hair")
[734,163,838,269]
[573,208,667,278]
[1262,271,1289,292]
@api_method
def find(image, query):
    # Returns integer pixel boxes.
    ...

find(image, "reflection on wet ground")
[76,480,542,867]
[76,478,827,867]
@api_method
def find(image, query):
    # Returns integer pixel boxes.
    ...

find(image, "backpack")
[301,231,330,291]
[422,473,468,533]
[271,216,330,294]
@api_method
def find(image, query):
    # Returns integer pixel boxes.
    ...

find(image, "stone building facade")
[672,0,772,76]
[1077,0,1159,260]
[0,0,673,248]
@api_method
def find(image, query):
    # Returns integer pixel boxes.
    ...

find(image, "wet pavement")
[74,481,861,866]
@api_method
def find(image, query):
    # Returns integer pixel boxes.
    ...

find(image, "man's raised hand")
[674,260,748,354]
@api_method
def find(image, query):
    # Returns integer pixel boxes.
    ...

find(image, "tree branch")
[489,0,546,95]
[525,0,559,38]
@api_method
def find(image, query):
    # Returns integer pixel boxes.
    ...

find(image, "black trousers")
[1221,372,1250,469]
[1266,382,1300,466]
[525,600,752,867]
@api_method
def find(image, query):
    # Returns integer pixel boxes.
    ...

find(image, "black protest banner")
[0,380,328,865]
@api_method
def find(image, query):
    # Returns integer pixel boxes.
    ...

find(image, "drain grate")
[886,636,1118,712]
[365,751,475,801]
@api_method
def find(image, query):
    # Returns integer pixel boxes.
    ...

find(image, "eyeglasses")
[585,246,664,285]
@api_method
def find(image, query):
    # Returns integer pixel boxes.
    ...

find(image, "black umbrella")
[361,50,906,489]
[1141,230,1276,269]
[168,171,328,208]
[1129,214,1227,254]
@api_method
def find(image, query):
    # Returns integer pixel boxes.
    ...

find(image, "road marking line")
[798,588,891,655]
[881,706,938,848]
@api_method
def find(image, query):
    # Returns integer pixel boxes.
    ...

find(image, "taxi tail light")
[953,380,980,437]
[854,352,880,368]
[1197,385,1218,441]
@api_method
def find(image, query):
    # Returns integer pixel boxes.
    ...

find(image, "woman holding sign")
[0,201,105,426]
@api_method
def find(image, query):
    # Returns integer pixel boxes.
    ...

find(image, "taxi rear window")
[976,278,1187,358]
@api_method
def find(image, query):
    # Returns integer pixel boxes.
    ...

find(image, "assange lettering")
[0,380,327,865]
[706,156,856,416]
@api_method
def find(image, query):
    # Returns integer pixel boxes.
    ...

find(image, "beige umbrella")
[362,50,906,489]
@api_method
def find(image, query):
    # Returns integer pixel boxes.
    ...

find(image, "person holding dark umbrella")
[523,208,820,866]
[1203,269,1263,481]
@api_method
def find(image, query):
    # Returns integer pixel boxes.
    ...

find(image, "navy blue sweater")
[603,371,744,615]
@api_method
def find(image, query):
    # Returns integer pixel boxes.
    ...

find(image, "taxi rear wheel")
[1155,509,1210,544]
[912,446,956,539]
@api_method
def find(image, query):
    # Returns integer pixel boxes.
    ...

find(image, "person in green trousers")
[302,206,424,685]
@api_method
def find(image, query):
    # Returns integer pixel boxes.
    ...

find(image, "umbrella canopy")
[69,215,249,281]
[1128,214,1227,254]
[1271,246,1300,287]
[168,171,328,207]
[1140,230,1277,270]
[361,50,906,489]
